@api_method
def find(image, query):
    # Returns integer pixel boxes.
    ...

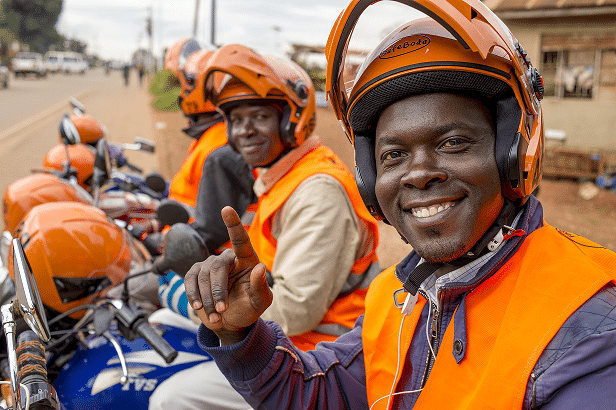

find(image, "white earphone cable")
[370,293,433,410]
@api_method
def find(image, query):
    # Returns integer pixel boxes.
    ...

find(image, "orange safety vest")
[363,225,616,410]
[168,122,227,208]
[249,141,379,352]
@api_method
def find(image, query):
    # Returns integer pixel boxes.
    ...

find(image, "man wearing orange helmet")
[151,44,380,410]
[162,39,255,252]
[184,1,616,409]
[149,41,258,410]
[164,38,226,212]
[154,41,255,318]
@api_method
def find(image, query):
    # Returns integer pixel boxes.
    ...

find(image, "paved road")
[0,67,158,221]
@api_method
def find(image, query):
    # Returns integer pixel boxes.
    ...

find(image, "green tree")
[0,0,63,53]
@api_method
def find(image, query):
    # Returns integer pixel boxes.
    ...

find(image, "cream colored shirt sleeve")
[259,174,362,336]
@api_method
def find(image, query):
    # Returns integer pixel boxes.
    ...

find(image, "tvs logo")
[379,36,430,59]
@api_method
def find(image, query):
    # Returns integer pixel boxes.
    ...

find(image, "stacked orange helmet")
[325,0,544,219]
[164,38,202,90]
[3,173,91,235]
[203,44,316,148]
[180,49,218,118]
[43,143,96,190]
[12,201,131,319]
[59,114,107,146]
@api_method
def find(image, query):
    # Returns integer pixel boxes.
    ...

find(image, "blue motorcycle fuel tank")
[53,323,212,410]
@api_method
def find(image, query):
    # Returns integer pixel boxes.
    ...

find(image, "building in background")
[487,0,616,151]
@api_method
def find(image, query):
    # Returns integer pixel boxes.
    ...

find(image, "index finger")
[221,206,259,262]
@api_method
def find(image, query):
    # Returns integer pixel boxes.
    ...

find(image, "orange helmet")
[3,173,91,235]
[12,201,131,319]
[58,114,107,146]
[43,143,95,190]
[325,0,544,219]
[203,44,316,148]
[180,49,218,117]
[164,38,201,89]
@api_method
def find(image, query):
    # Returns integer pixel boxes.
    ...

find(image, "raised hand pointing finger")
[185,206,272,343]
[222,206,259,268]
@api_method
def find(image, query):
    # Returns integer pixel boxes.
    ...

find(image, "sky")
[56,0,425,63]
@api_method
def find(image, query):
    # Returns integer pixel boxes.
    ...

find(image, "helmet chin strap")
[462,198,519,260]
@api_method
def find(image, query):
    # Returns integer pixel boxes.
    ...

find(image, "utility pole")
[211,0,216,46]
[193,0,201,38]
[145,7,153,71]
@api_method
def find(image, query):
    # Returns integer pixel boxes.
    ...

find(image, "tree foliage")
[0,0,63,53]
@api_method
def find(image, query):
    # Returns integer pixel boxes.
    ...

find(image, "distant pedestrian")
[123,64,129,86]
[138,65,145,86]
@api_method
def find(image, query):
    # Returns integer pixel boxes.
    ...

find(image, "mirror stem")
[1,304,23,410]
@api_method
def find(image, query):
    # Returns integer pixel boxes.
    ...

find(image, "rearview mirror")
[145,172,167,194]
[134,137,155,153]
[69,97,86,115]
[92,138,111,187]
[156,199,190,227]
[11,238,50,342]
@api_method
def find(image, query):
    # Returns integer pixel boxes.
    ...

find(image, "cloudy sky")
[56,0,425,62]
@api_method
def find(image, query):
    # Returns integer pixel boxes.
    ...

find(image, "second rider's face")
[374,93,504,263]
[227,104,284,167]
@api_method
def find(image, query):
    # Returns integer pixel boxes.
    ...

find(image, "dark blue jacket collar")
[394,196,544,299]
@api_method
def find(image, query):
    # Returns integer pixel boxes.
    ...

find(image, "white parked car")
[61,53,88,75]
[12,52,47,78]
[44,51,64,73]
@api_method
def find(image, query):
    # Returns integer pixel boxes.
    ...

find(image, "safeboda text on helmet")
[379,36,430,59]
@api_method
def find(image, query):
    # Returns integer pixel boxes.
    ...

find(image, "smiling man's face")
[228,103,284,167]
[374,93,504,263]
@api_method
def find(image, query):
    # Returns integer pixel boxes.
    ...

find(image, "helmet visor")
[178,39,201,70]
[326,0,538,141]
[204,45,288,108]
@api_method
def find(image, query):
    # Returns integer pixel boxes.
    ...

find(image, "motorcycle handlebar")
[110,301,177,364]
[123,161,142,174]
[16,330,60,410]
[133,319,178,364]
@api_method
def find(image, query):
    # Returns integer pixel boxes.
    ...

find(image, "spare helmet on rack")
[12,201,131,320]
[43,143,96,191]
[2,173,91,235]
[58,114,107,146]
[203,44,316,148]
[325,0,544,220]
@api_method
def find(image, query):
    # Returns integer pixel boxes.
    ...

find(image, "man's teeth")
[412,201,455,218]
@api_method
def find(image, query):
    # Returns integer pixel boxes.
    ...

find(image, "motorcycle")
[0,204,209,410]
[3,106,188,242]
